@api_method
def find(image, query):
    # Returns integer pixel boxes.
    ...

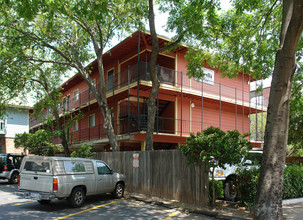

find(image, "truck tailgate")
[20,174,53,193]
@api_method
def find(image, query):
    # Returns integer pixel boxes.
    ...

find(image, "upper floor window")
[73,89,79,101]
[107,69,114,92]
[63,95,71,111]
[0,121,5,131]
[73,121,79,131]
[89,114,95,128]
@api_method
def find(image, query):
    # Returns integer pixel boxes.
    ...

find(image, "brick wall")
[0,136,5,153]
[4,138,25,154]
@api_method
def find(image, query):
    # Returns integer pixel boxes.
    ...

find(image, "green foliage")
[283,164,303,199]
[237,164,303,209]
[179,126,252,206]
[179,127,252,169]
[288,64,303,156]
[14,129,61,156]
[237,167,260,210]
[70,144,95,159]
[209,179,223,201]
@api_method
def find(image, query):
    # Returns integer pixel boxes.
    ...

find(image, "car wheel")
[9,172,19,184]
[69,187,86,208]
[38,200,51,205]
[224,179,238,202]
[112,183,124,199]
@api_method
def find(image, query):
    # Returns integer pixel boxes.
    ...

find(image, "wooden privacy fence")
[95,150,208,206]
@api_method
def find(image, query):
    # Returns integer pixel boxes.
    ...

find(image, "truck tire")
[69,187,86,208]
[112,183,124,199]
[224,179,238,202]
[9,172,19,184]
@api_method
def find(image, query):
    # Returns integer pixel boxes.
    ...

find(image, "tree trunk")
[96,55,120,152]
[253,1,303,219]
[146,0,160,151]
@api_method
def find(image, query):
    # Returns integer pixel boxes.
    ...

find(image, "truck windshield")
[23,161,51,173]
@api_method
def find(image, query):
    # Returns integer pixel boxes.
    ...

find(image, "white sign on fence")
[133,153,139,168]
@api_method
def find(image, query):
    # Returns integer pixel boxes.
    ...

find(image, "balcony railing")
[31,61,269,142]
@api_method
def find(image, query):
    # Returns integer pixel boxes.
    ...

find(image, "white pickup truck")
[18,156,126,207]
[213,151,262,201]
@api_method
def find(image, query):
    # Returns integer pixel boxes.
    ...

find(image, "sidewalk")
[125,192,303,219]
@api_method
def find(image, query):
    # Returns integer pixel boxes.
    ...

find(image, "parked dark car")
[0,154,24,184]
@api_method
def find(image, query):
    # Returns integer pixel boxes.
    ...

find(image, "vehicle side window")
[96,162,111,175]
[64,161,86,173]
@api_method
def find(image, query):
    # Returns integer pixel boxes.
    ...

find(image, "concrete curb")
[282,197,303,205]
[125,193,251,220]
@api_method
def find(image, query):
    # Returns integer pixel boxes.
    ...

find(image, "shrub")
[237,167,260,210]
[70,144,95,158]
[209,179,224,202]
[283,164,303,199]
[237,164,303,209]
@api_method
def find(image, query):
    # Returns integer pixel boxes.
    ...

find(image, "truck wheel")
[224,179,238,202]
[9,172,19,184]
[112,183,124,199]
[69,187,86,208]
[38,200,51,205]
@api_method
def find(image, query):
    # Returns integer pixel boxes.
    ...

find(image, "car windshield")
[0,155,6,165]
[245,153,263,165]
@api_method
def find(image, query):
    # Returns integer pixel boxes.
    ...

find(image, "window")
[64,161,86,173]
[66,95,70,110]
[107,69,114,92]
[62,95,71,111]
[23,161,51,173]
[73,89,79,101]
[96,161,112,175]
[89,114,95,128]
[73,121,79,131]
[0,121,5,131]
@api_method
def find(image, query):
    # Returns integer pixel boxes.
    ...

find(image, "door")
[96,161,114,193]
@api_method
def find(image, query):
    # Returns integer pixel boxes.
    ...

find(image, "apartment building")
[30,31,268,151]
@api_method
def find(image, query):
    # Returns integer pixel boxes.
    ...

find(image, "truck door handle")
[34,177,38,180]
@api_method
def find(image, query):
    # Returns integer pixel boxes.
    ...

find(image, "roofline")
[7,104,32,110]
[60,30,188,88]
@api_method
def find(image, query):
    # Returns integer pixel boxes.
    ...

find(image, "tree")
[287,63,303,156]
[253,1,303,218]
[15,129,60,156]
[0,0,147,152]
[70,144,95,159]
[179,127,251,207]
[176,0,303,218]
[145,0,221,150]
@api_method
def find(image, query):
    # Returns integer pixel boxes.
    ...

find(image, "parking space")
[0,180,212,219]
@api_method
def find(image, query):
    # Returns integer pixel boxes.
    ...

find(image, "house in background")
[0,105,30,154]
[30,31,269,152]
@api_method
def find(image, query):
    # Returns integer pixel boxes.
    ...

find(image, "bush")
[70,144,95,158]
[209,179,224,202]
[283,164,303,199]
[237,167,260,210]
[237,164,303,209]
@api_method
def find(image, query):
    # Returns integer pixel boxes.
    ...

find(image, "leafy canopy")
[15,129,61,156]
[179,126,252,170]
